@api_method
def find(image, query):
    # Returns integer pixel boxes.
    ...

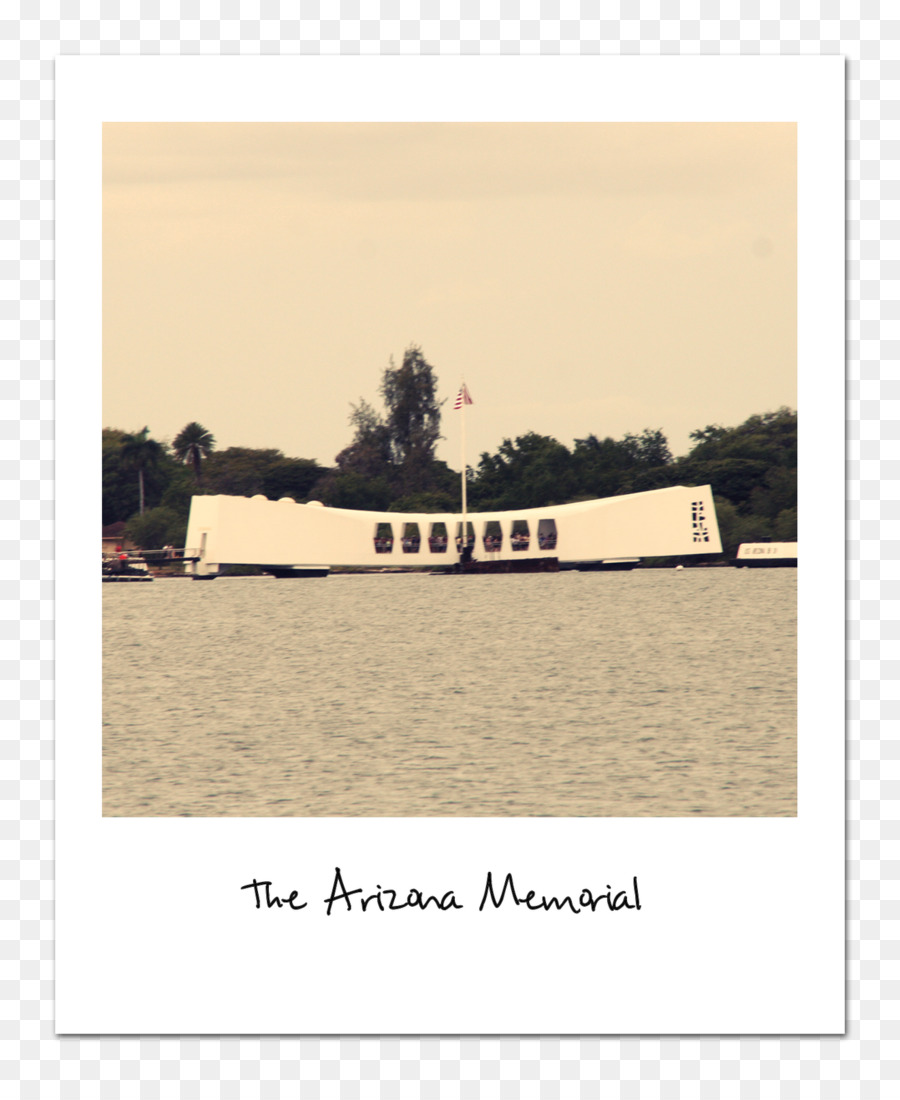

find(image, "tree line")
[103,345,796,559]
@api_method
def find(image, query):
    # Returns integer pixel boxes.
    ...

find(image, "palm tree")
[172,422,216,485]
[120,426,163,516]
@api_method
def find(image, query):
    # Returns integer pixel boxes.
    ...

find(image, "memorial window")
[374,522,394,554]
[537,519,557,551]
[428,522,448,553]
[510,519,530,551]
[482,520,503,553]
[455,521,475,552]
[401,522,421,553]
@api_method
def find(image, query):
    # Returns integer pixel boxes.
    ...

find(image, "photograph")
[101,120,797,819]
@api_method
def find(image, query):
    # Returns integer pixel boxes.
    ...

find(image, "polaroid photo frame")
[56,56,844,1034]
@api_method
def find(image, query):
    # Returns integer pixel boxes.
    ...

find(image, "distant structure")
[184,485,722,576]
[734,542,797,568]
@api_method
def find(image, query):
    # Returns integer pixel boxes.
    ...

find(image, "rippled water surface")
[103,569,796,817]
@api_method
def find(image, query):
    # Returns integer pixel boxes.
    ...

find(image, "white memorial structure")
[184,484,722,576]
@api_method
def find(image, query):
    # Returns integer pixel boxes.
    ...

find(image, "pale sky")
[103,121,796,468]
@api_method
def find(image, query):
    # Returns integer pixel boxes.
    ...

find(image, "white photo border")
[57,56,844,1035]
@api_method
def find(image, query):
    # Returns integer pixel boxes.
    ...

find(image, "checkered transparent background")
[4,3,892,1096]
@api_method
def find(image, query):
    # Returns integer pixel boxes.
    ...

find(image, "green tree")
[103,428,179,524]
[773,506,797,541]
[572,433,637,498]
[380,345,444,493]
[316,470,394,511]
[120,426,164,516]
[334,399,394,481]
[172,421,216,485]
[261,456,327,501]
[124,506,187,551]
[387,488,458,514]
[203,447,326,500]
[676,408,797,515]
[387,459,459,513]
[472,432,576,511]
[103,428,138,525]
[748,465,797,520]
[621,428,673,468]
[158,463,196,516]
[682,408,796,467]
[328,346,446,501]
[687,424,729,452]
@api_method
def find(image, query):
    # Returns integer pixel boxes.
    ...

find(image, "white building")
[184,484,722,575]
[734,542,797,567]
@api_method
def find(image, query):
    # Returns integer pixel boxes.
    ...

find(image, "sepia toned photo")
[102,121,797,818]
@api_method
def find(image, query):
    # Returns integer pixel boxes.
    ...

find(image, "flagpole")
[454,381,473,561]
[460,380,468,559]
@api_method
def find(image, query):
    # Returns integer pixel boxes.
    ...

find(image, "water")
[103,569,796,817]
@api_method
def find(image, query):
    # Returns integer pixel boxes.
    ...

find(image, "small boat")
[102,554,153,582]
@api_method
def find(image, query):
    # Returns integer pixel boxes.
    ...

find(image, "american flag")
[454,383,473,409]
